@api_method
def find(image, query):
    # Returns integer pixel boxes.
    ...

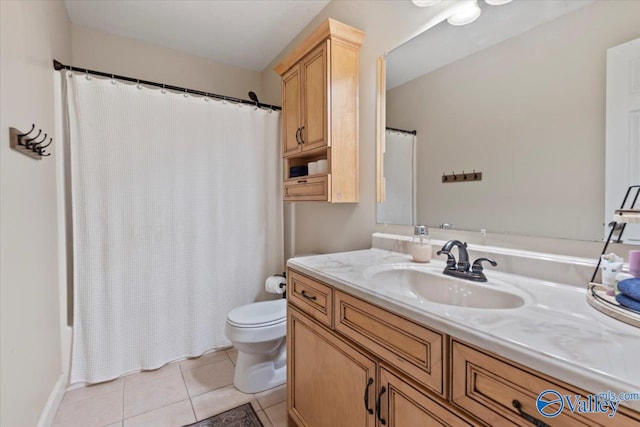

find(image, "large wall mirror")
[376,0,640,243]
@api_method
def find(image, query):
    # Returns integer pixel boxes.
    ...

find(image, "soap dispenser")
[410,225,432,263]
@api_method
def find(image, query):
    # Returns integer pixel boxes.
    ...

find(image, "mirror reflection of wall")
[380,0,640,242]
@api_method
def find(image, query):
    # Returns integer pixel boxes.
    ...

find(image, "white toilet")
[224,298,287,393]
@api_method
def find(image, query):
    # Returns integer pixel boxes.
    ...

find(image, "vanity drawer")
[284,175,329,201]
[334,290,445,396]
[451,340,640,426]
[287,270,333,327]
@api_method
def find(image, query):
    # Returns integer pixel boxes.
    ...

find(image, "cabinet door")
[288,306,377,427]
[379,367,472,427]
[282,65,302,157]
[301,41,329,152]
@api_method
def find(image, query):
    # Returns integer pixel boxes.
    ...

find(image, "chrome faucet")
[437,240,497,282]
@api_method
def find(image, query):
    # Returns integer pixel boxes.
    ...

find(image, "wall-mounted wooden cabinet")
[275,19,364,203]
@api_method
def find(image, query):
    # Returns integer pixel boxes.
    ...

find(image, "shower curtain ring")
[137,79,142,90]
[111,74,116,85]
[161,84,166,94]
[85,69,90,80]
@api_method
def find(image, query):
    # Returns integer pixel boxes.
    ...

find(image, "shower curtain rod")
[386,126,417,135]
[53,59,282,111]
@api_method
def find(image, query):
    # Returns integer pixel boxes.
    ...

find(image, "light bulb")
[447,0,481,26]
[485,0,512,5]
[412,0,442,6]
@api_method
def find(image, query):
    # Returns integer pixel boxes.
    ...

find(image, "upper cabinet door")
[301,41,329,152]
[282,66,302,157]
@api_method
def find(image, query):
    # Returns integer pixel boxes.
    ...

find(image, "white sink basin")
[364,264,527,309]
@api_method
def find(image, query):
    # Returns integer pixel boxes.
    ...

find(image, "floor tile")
[191,384,259,421]
[123,372,189,418]
[123,399,195,427]
[255,384,286,410]
[182,358,235,397]
[265,401,287,427]
[226,349,239,365]
[104,423,122,427]
[63,378,124,404]
[256,410,273,427]
[123,363,181,388]
[179,349,231,371]
[53,389,122,427]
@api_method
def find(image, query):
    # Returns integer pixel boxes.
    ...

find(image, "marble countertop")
[287,249,640,411]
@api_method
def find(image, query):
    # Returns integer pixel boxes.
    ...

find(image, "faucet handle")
[471,257,498,273]
[436,249,457,270]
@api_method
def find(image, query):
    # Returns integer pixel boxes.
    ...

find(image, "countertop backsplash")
[372,232,602,288]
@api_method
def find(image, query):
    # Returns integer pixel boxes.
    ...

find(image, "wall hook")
[9,125,53,160]
[442,170,483,183]
[16,124,35,145]
[23,129,42,146]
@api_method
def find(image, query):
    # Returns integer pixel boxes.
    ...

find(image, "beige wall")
[0,1,71,426]
[71,25,262,100]
[387,1,640,242]
[262,1,638,258]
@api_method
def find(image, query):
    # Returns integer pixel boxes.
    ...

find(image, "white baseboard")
[37,374,66,427]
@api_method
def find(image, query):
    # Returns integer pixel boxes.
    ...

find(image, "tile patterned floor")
[52,348,286,427]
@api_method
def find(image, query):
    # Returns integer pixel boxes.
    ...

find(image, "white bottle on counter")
[410,225,432,263]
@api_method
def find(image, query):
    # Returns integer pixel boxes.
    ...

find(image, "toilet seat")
[227,299,286,328]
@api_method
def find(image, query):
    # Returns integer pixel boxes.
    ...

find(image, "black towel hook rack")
[9,124,54,160]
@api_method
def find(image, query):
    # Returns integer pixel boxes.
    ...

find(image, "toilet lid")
[227,299,286,327]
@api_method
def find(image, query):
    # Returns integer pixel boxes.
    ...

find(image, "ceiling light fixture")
[485,0,512,5]
[447,0,482,26]
[411,0,513,26]
[412,0,442,6]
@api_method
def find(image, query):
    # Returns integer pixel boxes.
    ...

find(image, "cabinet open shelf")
[284,147,329,180]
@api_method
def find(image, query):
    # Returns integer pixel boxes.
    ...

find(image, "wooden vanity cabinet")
[287,270,465,427]
[275,19,364,202]
[286,267,640,427]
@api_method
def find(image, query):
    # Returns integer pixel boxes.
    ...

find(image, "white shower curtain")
[64,74,283,384]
